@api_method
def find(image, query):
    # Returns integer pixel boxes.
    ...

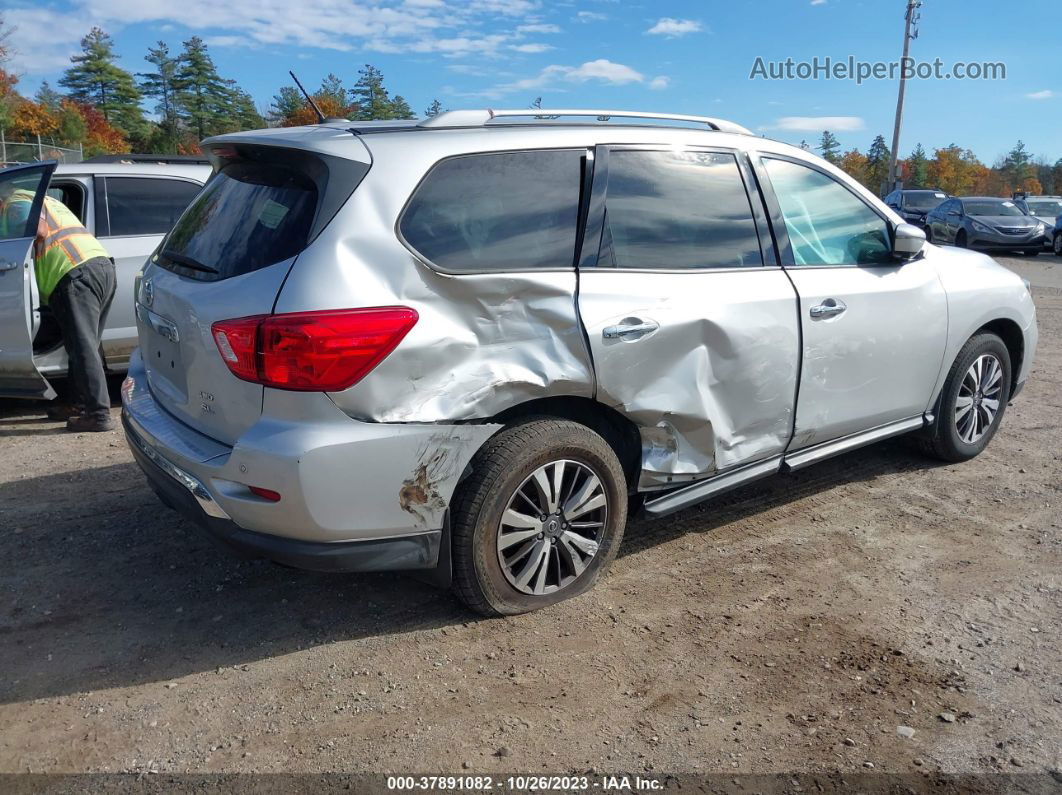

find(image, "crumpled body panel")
[577,268,800,489]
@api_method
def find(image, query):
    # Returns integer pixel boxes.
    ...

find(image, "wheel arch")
[483,396,642,492]
[977,318,1024,394]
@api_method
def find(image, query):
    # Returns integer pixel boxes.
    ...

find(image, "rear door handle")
[809,299,847,319]
[602,320,659,339]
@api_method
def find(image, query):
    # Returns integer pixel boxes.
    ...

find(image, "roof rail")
[418,108,751,135]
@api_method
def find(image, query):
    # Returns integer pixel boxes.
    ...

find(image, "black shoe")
[66,413,115,433]
[47,403,84,421]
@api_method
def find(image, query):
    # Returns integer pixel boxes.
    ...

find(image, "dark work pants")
[49,256,117,417]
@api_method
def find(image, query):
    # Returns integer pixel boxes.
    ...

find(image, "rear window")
[156,161,317,280]
[399,150,583,272]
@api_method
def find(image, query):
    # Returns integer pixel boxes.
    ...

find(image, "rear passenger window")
[103,177,201,236]
[400,150,582,271]
[602,150,762,269]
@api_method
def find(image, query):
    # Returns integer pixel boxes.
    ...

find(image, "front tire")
[1023,250,1040,257]
[955,230,968,248]
[1053,234,1062,256]
[919,332,1011,463]
[450,419,627,616]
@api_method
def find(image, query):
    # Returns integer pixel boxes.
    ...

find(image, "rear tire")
[918,332,1011,463]
[1023,250,1040,257]
[450,419,627,616]
[1053,234,1062,256]
[924,226,934,244]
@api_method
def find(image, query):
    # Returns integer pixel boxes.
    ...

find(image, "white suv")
[104,109,1036,615]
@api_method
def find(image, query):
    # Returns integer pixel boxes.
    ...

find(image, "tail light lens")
[211,307,418,392]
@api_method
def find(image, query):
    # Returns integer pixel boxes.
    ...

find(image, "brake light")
[211,307,418,392]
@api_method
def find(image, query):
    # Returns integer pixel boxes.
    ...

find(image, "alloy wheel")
[496,459,607,596]
[955,353,1004,444]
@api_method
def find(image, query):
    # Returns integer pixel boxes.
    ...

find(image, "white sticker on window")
[935,193,945,198]
[1002,201,1015,207]
[258,200,290,229]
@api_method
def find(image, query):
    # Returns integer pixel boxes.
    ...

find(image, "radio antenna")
[289,70,325,124]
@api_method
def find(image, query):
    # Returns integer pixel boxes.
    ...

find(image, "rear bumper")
[121,350,498,572]
[125,411,442,572]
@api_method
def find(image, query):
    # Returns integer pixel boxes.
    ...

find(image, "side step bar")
[643,415,928,518]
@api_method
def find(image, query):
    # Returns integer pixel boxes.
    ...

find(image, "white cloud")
[511,43,553,53]
[810,0,827,6]
[516,23,561,34]
[1026,90,1054,100]
[646,18,703,37]
[576,11,607,22]
[487,58,666,97]
[773,116,865,132]
[4,0,552,75]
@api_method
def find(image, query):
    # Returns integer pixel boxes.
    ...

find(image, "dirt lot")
[1,254,1060,780]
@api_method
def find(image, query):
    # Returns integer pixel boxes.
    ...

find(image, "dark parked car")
[925,196,1047,256]
[1013,195,1062,251]
[884,188,949,228]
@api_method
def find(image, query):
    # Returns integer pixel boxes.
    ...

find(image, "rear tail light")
[211,307,418,391]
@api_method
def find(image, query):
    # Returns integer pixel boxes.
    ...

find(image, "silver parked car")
[924,196,1048,256]
[113,110,1036,615]
[1014,195,1062,251]
[0,160,209,399]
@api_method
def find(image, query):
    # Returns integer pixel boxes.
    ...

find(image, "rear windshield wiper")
[160,249,219,274]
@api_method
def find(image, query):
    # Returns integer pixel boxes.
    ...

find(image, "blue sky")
[4,0,1059,163]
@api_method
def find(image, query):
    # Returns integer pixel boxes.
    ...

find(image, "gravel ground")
[1,254,1059,779]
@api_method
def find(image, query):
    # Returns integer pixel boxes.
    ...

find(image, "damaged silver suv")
[119,109,1037,615]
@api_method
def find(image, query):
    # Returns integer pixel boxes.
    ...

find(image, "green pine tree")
[864,134,891,195]
[138,42,181,150]
[389,94,415,120]
[318,73,348,110]
[270,86,304,123]
[817,130,841,165]
[907,143,929,188]
[59,27,145,136]
[173,36,232,139]
[350,64,394,120]
[424,98,443,117]
[34,81,63,111]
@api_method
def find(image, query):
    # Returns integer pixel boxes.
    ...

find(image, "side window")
[603,150,762,269]
[103,177,202,237]
[763,158,891,266]
[46,183,86,223]
[400,150,582,271]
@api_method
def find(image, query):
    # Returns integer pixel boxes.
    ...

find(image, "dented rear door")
[576,146,800,489]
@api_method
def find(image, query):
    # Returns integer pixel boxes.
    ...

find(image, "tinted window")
[105,177,201,236]
[0,167,49,241]
[400,150,582,271]
[156,162,317,281]
[763,158,891,266]
[602,150,761,269]
[902,192,946,211]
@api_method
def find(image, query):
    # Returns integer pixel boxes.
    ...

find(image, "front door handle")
[0,260,20,273]
[809,299,847,319]
[602,320,659,339]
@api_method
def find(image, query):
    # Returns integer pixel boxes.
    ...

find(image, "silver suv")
[0,160,209,399]
[118,110,1037,615]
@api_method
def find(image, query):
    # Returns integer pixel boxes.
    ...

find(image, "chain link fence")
[1,131,84,167]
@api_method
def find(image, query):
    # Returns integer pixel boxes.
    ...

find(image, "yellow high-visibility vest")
[2,189,109,303]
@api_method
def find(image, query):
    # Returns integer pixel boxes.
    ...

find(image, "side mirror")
[893,222,926,260]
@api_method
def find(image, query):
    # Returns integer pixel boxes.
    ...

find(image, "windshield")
[902,192,946,211]
[156,161,318,281]
[962,200,1026,217]
[1026,199,1062,218]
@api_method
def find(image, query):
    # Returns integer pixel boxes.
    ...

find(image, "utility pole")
[887,0,922,192]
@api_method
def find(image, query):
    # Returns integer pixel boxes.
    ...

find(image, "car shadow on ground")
[0,436,941,706]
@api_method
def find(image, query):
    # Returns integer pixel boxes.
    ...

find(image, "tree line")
[0,20,439,157]
[809,130,1062,198]
[2,16,1059,198]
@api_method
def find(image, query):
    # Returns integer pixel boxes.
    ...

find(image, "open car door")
[0,161,57,400]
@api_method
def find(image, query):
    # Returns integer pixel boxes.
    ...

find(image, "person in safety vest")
[0,181,117,432]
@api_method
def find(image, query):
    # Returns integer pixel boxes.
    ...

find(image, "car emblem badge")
[142,279,154,307]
